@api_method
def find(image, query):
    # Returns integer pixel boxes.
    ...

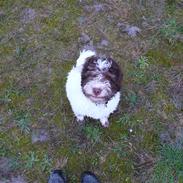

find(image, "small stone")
[120,24,141,37]
[124,26,141,37]
[100,39,109,47]
[117,22,126,29]
[94,4,104,12]
[157,110,168,120]
[31,129,49,143]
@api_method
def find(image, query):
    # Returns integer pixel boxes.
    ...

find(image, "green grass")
[127,56,154,85]
[124,90,138,107]
[160,18,183,44]
[25,151,39,169]
[14,110,31,134]
[117,113,131,126]
[137,56,149,69]
[150,145,183,183]
[0,141,9,157]
[83,125,102,144]
[112,135,130,159]
[8,156,22,171]
[40,154,52,172]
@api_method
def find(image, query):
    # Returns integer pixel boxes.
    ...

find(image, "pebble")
[31,129,49,143]
[100,39,109,47]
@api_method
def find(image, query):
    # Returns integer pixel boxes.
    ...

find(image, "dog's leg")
[76,50,96,67]
[76,114,84,123]
[100,117,109,128]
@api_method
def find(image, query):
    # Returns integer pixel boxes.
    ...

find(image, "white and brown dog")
[66,50,122,127]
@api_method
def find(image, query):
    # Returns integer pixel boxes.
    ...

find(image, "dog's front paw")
[80,49,96,58]
[100,118,109,128]
[76,50,96,67]
[76,115,84,124]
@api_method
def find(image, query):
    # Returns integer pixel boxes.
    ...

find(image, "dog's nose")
[93,88,102,96]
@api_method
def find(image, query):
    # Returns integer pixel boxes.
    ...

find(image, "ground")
[0,0,183,182]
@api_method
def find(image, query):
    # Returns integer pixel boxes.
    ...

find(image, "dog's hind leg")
[100,117,109,128]
[76,114,84,123]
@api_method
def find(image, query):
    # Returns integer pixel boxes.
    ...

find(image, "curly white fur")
[65,50,120,127]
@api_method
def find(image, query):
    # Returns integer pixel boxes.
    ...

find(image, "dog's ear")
[83,56,98,71]
[81,56,97,87]
[86,55,98,63]
[107,58,123,91]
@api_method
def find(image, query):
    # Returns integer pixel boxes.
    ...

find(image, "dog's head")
[81,56,122,104]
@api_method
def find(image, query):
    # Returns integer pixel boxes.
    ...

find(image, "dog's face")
[81,56,122,104]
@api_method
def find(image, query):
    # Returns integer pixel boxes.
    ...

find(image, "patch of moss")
[103,115,129,142]
[147,41,183,66]
[147,50,172,67]
[0,45,14,57]
[142,130,160,152]
[163,103,175,113]
[102,153,133,183]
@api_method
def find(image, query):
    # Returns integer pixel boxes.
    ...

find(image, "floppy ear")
[108,58,123,91]
[81,56,98,87]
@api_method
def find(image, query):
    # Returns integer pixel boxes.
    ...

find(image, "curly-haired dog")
[66,50,122,127]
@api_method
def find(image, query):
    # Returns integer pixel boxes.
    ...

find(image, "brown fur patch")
[81,56,123,99]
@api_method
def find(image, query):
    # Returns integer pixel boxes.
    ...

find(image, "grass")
[0,87,22,104]
[160,18,183,44]
[112,135,130,159]
[137,56,149,70]
[0,0,183,182]
[0,141,9,157]
[41,154,52,171]
[83,125,102,144]
[150,145,183,183]
[8,157,21,171]
[25,151,39,169]
[124,90,138,107]
[127,56,152,85]
[14,110,31,134]
[117,113,131,126]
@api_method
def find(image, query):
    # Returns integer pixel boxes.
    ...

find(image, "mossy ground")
[0,0,183,182]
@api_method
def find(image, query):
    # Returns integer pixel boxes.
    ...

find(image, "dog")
[66,50,122,127]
